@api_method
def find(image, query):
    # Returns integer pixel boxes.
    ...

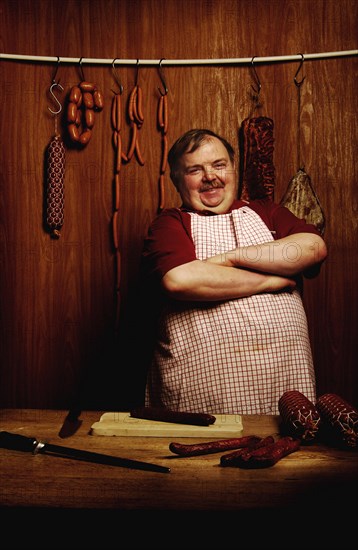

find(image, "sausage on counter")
[227,436,301,468]
[220,435,275,466]
[316,393,358,448]
[278,390,321,442]
[169,435,262,457]
[130,406,216,427]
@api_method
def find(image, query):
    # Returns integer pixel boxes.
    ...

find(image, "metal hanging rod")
[1,50,357,66]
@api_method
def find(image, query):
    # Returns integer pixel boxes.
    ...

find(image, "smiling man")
[170,130,237,213]
[141,129,327,415]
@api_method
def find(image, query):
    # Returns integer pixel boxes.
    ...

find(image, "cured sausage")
[161,134,168,174]
[79,81,96,92]
[280,168,326,235]
[114,174,120,210]
[67,123,79,142]
[229,436,300,468]
[111,93,121,132]
[159,174,165,211]
[126,122,137,160]
[157,92,169,210]
[112,210,119,249]
[83,91,94,109]
[128,84,138,122]
[158,95,164,129]
[220,435,275,466]
[93,89,104,110]
[130,406,216,427]
[169,435,261,457]
[46,135,65,239]
[162,93,168,134]
[135,136,145,166]
[110,91,123,334]
[67,102,77,123]
[126,84,144,164]
[316,393,358,448]
[135,85,144,123]
[67,81,104,146]
[85,108,95,129]
[278,390,321,442]
[115,132,122,172]
[240,116,275,201]
[69,85,81,103]
[79,128,92,145]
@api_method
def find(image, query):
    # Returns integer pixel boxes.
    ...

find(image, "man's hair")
[168,129,235,185]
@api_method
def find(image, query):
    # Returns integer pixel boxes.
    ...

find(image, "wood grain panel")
[0,0,357,409]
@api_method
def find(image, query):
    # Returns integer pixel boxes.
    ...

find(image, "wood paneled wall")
[1,0,357,410]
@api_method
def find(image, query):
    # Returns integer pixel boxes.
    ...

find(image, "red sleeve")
[247,199,321,239]
[141,208,197,282]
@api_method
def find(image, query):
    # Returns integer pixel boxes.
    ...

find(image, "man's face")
[175,137,238,213]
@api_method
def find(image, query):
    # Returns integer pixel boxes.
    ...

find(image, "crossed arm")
[161,233,327,302]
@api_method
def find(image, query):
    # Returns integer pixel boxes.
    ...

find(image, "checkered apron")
[145,205,316,414]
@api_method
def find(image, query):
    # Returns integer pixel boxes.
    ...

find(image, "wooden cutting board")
[90,412,243,438]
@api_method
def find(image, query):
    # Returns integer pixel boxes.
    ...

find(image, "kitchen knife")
[58,408,83,438]
[0,431,170,474]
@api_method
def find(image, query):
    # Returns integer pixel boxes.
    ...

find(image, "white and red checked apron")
[145,205,316,415]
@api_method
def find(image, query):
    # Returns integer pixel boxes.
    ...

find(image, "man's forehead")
[182,139,228,162]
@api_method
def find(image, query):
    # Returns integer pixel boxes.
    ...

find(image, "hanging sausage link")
[111,91,125,331]
[157,93,168,211]
[126,84,145,165]
[67,81,104,146]
[240,116,275,201]
[46,134,66,239]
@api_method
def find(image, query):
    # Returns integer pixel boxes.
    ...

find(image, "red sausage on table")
[169,435,262,457]
[220,435,275,466]
[278,390,321,442]
[230,436,301,468]
[130,406,216,427]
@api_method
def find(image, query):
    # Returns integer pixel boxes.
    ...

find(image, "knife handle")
[0,431,38,452]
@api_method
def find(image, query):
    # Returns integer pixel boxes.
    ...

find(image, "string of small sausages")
[126,82,145,165]
[67,81,104,145]
[111,88,125,332]
[157,61,169,211]
[157,91,169,211]
[110,63,146,330]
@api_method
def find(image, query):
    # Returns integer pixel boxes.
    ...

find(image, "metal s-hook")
[157,58,169,96]
[250,56,261,96]
[294,53,306,87]
[48,57,63,115]
[135,59,140,86]
[111,58,123,94]
[50,56,61,85]
[48,82,64,115]
[78,57,86,82]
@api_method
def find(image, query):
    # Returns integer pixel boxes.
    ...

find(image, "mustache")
[199,181,225,192]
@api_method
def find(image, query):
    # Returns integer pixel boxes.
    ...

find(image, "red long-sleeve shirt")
[142,198,320,284]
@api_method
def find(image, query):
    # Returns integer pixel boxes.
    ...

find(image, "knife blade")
[0,431,170,474]
[58,408,83,438]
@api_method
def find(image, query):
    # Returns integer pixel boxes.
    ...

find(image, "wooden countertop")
[1,409,357,549]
